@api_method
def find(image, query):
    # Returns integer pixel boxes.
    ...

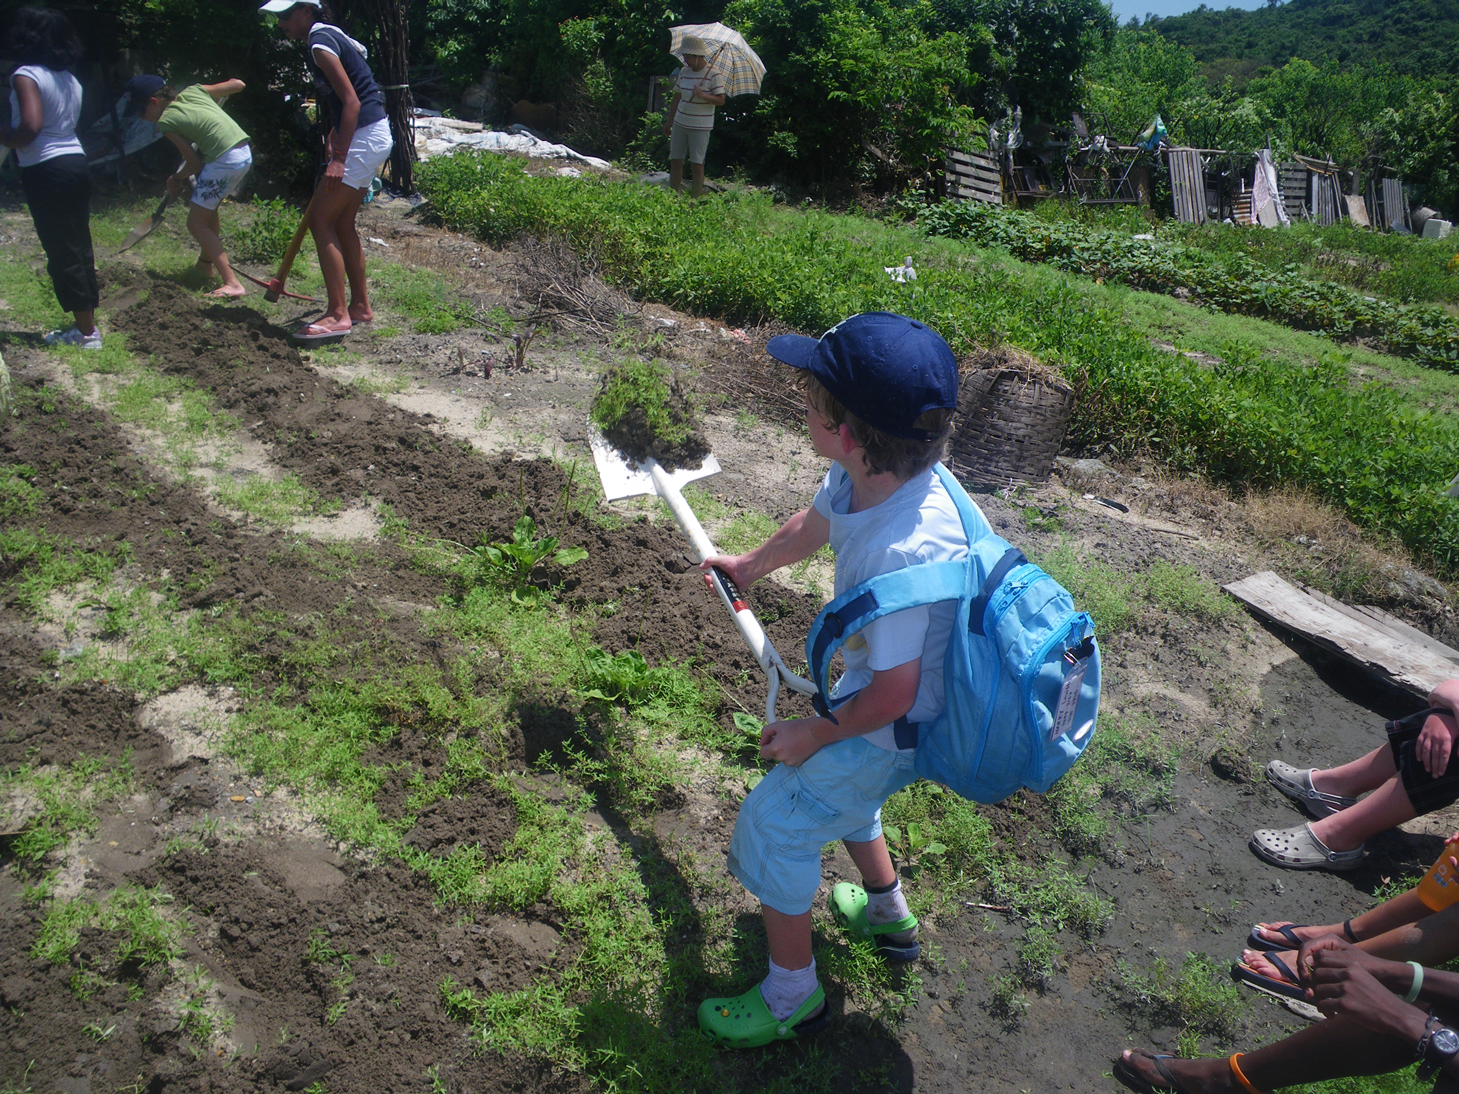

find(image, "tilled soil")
[2,197,1457,1093]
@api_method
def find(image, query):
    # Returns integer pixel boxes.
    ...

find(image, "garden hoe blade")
[589,430,816,721]
[119,193,174,252]
[238,269,320,302]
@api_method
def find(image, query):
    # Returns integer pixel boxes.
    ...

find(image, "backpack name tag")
[1050,641,1094,744]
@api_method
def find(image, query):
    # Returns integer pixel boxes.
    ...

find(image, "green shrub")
[230,197,300,264]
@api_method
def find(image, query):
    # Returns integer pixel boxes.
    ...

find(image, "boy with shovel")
[122,75,252,299]
[696,312,964,1046]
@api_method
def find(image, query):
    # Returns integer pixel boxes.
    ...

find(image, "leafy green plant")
[468,515,588,600]
[231,197,300,264]
[577,647,652,703]
[881,821,947,876]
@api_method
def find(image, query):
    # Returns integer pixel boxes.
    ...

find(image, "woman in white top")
[0,7,98,349]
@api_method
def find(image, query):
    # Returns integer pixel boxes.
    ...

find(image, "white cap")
[259,0,319,13]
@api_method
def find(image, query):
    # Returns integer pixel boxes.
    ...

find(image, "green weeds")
[2,750,136,863]
[1117,952,1246,1056]
[213,473,343,525]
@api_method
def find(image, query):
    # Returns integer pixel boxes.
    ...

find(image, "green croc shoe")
[830,882,920,961]
[697,983,829,1048]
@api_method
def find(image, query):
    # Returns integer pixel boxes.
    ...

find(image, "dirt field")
[0,189,1454,1094]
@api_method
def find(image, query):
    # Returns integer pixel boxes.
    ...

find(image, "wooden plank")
[947,165,1002,186]
[1168,148,1206,225]
[947,149,999,170]
[1347,194,1371,228]
[948,182,1001,204]
[1222,570,1459,697]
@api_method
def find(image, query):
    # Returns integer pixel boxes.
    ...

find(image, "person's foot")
[206,284,246,299]
[1115,1049,1233,1093]
[194,259,214,275]
[1240,948,1300,985]
[347,304,373,323]
[43,325,102,350]
[1249,919,1355,950]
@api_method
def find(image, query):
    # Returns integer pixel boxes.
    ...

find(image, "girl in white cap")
[0,7,99,348]
[258,0,392,340]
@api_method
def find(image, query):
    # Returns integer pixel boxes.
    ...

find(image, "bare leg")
[1314,743,1398,797]
[334,199,371,323]
[73,309,95,337]
[690,161,705,198]
[762,906,812,970]
[1253,887,1434,949]
[1118,1016,1419,1092]
[845,835,896,890]
[189,205,245,297]
[1310,775,1416,851]
[669,157,685,193]
[307,184,366,330]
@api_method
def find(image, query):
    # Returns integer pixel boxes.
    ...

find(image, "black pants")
[20,153,98,315]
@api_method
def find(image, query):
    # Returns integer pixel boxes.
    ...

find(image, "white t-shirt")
[814,464,970,751]
[672,64,726,130]
[9,65,83,167]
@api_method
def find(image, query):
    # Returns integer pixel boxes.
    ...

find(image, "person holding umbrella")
[662,35,726,198]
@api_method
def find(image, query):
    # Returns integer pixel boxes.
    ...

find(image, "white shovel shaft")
[647,461,816,721]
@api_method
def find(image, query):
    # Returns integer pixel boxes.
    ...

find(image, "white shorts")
[669,123,711,165]
[192,144,252,210]
[340,118,393,191]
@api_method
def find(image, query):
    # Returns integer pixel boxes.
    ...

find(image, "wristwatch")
[1417,1016,1459,1079]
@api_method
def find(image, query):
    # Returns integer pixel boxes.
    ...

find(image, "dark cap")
[121,74,166,117]
[766,312,958,440]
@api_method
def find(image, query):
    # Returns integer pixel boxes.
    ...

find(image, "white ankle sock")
[865,880,910,924]
[759,956,818,1021]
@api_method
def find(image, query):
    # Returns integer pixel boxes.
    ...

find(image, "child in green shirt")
[123,75,252,298]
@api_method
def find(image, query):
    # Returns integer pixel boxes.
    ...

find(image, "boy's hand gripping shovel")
[590,430,817,723]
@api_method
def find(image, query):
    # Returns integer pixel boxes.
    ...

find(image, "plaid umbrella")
[669,23,765,98]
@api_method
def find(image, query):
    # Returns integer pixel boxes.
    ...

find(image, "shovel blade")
[119,218,158,251]
[589,430,720,502]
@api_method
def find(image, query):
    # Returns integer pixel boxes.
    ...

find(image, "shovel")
[119,191,175,252]
[244,191,320,303]
[589,430,817,723]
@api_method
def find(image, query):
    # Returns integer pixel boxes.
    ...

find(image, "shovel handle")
[646,460,816,721]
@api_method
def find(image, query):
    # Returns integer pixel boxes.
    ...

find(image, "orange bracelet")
[1229,1053,1267,1094]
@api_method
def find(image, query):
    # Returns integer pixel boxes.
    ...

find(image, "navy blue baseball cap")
[767,312,958,440]
[121,75,166,117]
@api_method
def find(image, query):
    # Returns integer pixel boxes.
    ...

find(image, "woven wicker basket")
[947,347,1075,490]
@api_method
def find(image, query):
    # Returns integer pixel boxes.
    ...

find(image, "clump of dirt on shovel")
[590,359,710,471]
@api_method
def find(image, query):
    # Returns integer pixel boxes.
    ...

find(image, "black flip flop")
[1231,955,1307,1001]
[1114,1050,1191,1094]
[1247,918,1358,952]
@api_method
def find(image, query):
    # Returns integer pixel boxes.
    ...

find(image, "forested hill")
[1151,0,1459,78]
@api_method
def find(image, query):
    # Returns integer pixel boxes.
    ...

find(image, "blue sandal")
[697,983,829,1048]
[830,882,920,961]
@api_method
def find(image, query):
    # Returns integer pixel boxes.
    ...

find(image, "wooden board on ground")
[1223,570,1459,697]
[1347,194,1371,228]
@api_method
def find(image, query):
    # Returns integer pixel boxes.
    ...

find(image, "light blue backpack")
[804,463,1100,803]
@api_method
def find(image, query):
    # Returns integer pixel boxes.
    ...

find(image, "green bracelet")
[1405,960,1425,1004]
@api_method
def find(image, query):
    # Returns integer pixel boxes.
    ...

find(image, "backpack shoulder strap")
[805,558,967,719]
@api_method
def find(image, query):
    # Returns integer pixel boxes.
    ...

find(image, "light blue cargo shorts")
[727,734,918,915]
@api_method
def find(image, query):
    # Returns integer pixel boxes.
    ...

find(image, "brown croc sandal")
[1250,823,1364,871]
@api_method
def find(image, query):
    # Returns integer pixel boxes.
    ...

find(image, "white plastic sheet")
[413,114,610,171]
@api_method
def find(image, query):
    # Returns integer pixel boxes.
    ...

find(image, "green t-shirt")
[156,84,248,163]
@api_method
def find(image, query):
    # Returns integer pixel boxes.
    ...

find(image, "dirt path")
[0,190,1454,1093]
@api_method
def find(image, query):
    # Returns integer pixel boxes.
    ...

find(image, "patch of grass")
[213,472,343,525]
[714,511,778,556]
[2,749,136,863]
[1118,952,1246,1055]
[1143,559,1235,622]
[1045,711,1176,858]
[350,372,409,395]
[1038,543,1141,634]
[369,262,470,333]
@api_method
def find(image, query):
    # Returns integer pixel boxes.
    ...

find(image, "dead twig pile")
[513,237,635,335]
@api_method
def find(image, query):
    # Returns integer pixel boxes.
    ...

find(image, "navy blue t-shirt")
[307,24,386,131]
